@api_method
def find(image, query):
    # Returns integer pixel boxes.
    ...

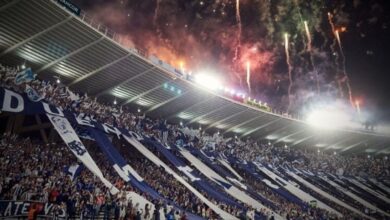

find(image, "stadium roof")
[1,0,390,155]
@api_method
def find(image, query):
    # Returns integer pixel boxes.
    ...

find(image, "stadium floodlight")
[194,73,222,91]
[56,78,61,84]
[306,107,350,129]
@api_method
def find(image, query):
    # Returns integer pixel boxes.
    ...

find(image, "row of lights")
[193,74,269,107]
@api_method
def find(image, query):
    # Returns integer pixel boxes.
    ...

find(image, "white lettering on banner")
[49,115,72,135]
[113,164,130,182]
[102,124,121,138]
[44,202,53,215]
[4,202,12,216]
[21,203,29,214]
[0,201,66,218]
[75,115,95,127]
[128,131,143,141]
[2,89,24,112]
[42,102,64,117]
[177,166,201,182]
[13,202,23,215]
[113,164,144,182]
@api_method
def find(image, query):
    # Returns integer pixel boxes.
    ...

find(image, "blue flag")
[15,68,36,85]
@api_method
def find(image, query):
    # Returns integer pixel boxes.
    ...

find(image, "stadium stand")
[1,64,390,219]
[0,1,389,219]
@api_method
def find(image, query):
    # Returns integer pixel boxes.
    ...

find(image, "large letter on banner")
[46,113,119,195]
[1,89,24,112]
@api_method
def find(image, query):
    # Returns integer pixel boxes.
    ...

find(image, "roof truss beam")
[69,53,132,87]
[167,96,214,120]
[36,36,105,74]
[241,118,282,137]
[146,91,190,113]
[0,0,22,13]
[0,16,73,58]
[206,108,250,131]
[274,129,306,144]
[220,112,265,134]
[95,66,157,97]
[188,103,233,124]
[121,79,175,105]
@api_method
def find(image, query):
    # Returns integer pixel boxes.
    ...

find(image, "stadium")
[0,0,389,219]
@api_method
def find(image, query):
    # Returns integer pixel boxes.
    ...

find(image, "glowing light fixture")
[306,107,350,129]
[194,73,222,91]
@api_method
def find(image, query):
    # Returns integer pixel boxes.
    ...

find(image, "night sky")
[72,0,390,122]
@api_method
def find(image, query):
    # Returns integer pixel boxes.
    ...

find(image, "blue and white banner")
[25,85,43,102]
[46,113,119,195]
[141,137,242,207]
[86,127,166,201]
[0,200,65,219]
[122,135,237,220]
[177,146,281,218]
[14,68,35,85]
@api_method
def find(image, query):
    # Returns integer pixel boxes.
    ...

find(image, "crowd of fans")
[0,133,133,219]
[1,63,390,219]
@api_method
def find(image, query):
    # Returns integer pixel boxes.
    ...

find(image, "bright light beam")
[303,21,320,94]
[234,0,242,62]
[335,30,354,107]
[246,61,251,94]
[285,33,293,112]
[306,108,350,129]
[304,21,312,51]
[194,73,222,91]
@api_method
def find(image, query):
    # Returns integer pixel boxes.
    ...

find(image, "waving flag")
[25,85,43,102]
[64,163,83,181]
[15,68,36,85]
